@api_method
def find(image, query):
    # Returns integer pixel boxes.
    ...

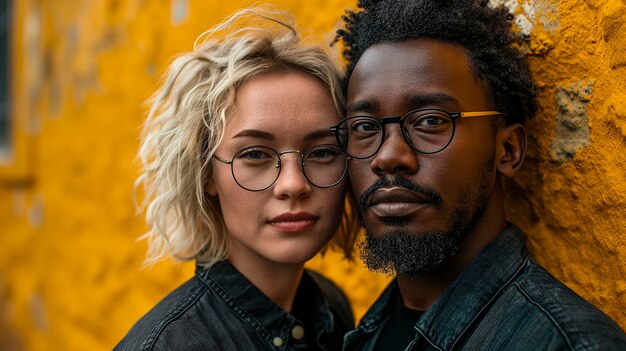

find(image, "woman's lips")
[268,212,318,233]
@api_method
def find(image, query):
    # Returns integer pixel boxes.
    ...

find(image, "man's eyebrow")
[232,129,274,140]
[347,100,378,113]
[347,94,460,114]
[407,93,460,107]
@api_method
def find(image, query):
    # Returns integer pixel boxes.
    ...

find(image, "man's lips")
[368,187,432,217]
[268,212,319,232]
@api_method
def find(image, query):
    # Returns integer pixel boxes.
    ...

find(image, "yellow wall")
[0,0,623,349]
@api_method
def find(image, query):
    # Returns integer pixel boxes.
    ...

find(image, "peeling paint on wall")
[490,0,560,36]
[490,0,559,57]
[171,0,189,26]
[23,6,43,136]
[28,293,48,333]
[550,82,593,165]
[27,194,43,228]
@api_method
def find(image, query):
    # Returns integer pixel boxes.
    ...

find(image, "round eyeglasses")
[212,144,348,192]
[330,109,502,159]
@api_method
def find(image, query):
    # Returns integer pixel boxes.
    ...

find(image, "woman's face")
[208,70,347,267]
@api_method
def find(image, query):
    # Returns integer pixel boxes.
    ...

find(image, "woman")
[115,7,359,351]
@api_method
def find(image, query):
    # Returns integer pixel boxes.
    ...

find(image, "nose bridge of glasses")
[379,115,413,149]
[273,149,312,193]
[276,149,305,169]
[278,149,303,156]
[381,115,403,126]
[380,115,406,140]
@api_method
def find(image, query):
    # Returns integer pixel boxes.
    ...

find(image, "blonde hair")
[136,7,359,267]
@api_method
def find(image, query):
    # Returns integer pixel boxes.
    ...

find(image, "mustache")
[357,177,443,216]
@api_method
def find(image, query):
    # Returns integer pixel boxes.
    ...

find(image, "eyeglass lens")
[230,145,347,191]
[337,109,455,158]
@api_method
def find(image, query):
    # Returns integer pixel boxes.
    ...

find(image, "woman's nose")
[272,154,312,199]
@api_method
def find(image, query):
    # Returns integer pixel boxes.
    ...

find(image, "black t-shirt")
[373,290,424,350]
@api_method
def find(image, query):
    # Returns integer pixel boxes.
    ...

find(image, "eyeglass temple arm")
[213,155,233,164]
[458,111,502,118]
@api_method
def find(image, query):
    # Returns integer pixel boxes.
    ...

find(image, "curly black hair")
[336,0,537,125]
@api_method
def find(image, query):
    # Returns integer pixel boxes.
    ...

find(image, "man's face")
[346,39,500,275]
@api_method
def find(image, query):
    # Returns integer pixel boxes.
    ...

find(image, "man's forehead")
[350,38,472,81]
[346,38,487,112]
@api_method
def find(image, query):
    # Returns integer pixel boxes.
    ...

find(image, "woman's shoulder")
[305,269,346,300]
[304,269,355,329]
[113,276,214,351]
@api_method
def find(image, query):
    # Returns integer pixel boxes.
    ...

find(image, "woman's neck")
[227,253,304,312]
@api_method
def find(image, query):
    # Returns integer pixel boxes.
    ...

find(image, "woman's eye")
[309,147,339,159]
[238,148,272,160]
[306,146,342,164]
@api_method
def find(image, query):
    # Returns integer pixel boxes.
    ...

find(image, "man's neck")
[396,188,508,311]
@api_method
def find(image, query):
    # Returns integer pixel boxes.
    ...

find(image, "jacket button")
[291,325,305,340]
[272,337,284,347]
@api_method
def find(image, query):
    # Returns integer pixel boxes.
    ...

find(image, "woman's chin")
[266,245,326,266]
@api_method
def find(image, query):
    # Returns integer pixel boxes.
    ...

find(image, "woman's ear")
[496,123,527,178]
[207,177,218,197]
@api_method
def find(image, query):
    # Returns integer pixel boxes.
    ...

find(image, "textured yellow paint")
[0,1,624,350]
[506,0,626,328]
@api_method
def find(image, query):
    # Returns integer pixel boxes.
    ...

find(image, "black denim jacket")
[344,225,626,350]
[115,260,354,351]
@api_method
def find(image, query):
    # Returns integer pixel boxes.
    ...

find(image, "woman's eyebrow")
[304,129,335,141]
[232,129,333,141]
[232,129,274,140]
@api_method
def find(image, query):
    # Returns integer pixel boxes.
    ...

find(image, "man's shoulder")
[113,276,216,351]
[491,258,626,350]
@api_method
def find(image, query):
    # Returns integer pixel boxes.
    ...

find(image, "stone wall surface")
[0,0,623,350]
[495,0,626,329]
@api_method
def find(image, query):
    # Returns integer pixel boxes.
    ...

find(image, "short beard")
[358,229,462,276]
[357,157,494,276]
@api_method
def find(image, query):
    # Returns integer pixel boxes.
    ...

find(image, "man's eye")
[351,121,381,133]
[425,116,444,126]
[412,115,450,129]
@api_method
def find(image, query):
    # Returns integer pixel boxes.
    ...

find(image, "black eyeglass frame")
[330,109,503,159]
[213,144,348,192]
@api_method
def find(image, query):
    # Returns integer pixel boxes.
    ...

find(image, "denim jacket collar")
[357,279,398,333]
[195,260,335,350]
[356,225,529,350]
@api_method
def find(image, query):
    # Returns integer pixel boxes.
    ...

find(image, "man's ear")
[496,123,526,178]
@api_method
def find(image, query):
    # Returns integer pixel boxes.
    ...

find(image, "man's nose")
[369,124,419,176]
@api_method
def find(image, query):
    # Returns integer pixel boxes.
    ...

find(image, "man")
[331,0,626,349]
